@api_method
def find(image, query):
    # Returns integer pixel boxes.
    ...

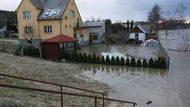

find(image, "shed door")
[44,43,60,61]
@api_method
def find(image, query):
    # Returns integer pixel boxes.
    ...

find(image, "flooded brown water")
[80,29,190,107]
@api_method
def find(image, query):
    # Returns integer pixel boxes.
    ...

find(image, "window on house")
[44,26,52,33]
[70,10,75,18]
[70,25,72,29]
[65,25,67,29]
[24,26,32,34]
[93,35,98,40]
[135,33,139,40]
[23,11,31,19]
[65,16,68,20]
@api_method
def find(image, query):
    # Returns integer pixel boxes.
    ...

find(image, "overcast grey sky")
[0,0,189,21]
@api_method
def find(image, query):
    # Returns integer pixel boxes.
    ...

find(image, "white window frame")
[23,11,31,19]
[44,26,52,33]
[24,26,32,34]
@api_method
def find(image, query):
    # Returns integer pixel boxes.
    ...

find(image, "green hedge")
[60,52,167,69]
[23,46,40,57]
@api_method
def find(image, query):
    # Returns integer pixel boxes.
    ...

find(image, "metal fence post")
[103,94,105,107]
[95,97,97,107]
[60,86,63,107]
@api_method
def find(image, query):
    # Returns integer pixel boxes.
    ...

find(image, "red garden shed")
[43,34,78,61]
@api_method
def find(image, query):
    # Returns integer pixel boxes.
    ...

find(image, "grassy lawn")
[0,52,111,107]
[0,39,19,53]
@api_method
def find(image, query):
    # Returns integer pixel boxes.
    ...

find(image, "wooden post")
[60,86,63,107]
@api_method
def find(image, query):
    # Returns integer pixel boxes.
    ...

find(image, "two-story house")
[82,21,105,44]
[17,0,82,41]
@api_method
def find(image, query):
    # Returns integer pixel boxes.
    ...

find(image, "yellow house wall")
[38,20,61,40]
[17,0,40,39]
[61,0,82,37]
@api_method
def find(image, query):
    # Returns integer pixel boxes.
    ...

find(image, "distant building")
[82,21,105,44]
[128,24,148,43]
[0,26,6,37]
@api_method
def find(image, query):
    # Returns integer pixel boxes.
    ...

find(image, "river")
[80,29,190,107]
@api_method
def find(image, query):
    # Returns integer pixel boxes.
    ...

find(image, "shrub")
[67,52,71,61]
[116,56,120,65]
[92,53,97,64]
[131,57,136,66]
[120,57,125,66]
[35,48,40,57]
[23,47,27,55]
[126,58,130,66]
[74,53,79,62]
[101,56,105,64]
[70,53,75,61]
[96,56,101,64]
[137,59,142,67]
[83,53,88,63]
[154,59,159,68]
[87,54,92,63]
[148,58,155,68]
[159,58,167,69]
[111,56,116,65]
[106,55,110,65]
[78,53,83,62]
[143,58,147,67]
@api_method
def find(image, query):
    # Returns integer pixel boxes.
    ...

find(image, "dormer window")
[44,9,51,16]
[23,11,31,19]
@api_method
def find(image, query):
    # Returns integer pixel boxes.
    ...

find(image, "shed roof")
[44,34,77,43]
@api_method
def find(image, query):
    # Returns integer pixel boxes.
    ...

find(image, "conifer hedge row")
[61,51,167,69]
[23,46,40,57]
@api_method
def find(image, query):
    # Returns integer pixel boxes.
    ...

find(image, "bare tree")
[148,4,162,32]
[162,2,186,39]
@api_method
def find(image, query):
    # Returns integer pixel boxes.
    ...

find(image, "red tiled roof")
[44,34,78,43]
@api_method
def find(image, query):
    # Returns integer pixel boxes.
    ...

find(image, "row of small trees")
[61,51,167,69]
[23,46,40,57]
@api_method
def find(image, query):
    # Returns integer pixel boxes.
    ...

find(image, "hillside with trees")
[0,10,18,37]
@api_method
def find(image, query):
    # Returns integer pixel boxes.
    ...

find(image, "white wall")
[129,33,146,42]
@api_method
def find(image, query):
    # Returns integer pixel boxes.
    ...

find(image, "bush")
[74,53,79,62]
[116,56,120,65]
[96,56,101,64]
[120,57,125,66]
[143,58,147,67]
[87,54,92,63]
[83,53,88,63]
[70,53,75,61]
[111,56,116,65]
[148,58,155,68]
[131,57,136,66]
[101,56,105,64]
[78,53,83,62]
[92,53,97,64]
[159,58,167,69]
[126,58,130,66]
[154,59,159,68]
[67,52,71,61]
[106,55,110,65]
[23,47,27,55]
[137,59,142,67]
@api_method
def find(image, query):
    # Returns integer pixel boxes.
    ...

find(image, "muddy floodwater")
[80,30,190,107]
